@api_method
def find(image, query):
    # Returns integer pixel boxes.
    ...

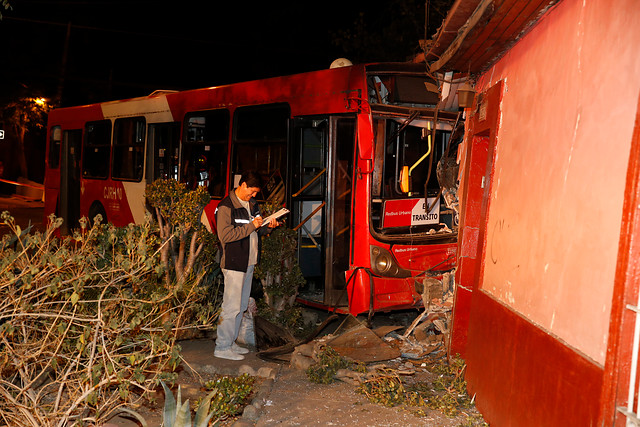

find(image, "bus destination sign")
[383,198,440,228]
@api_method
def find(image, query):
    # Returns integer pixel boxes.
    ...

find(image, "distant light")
[33,97,48,106]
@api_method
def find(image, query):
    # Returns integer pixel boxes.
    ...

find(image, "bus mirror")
[400,166,409,193]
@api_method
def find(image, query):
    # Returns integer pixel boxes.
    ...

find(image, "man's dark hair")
[240,171,263,188]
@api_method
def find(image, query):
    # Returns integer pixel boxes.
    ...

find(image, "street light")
[32,97,48,107]
[457,81,476,108]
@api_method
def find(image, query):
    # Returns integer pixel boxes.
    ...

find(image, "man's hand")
[267,218,279,228]
[252,216,264,228]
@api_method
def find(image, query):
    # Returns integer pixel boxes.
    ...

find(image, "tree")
[254,200,306,330]
[330,0,455,63]
[0,0,11,19]
[2,97,51,179]
[145,179,215,289]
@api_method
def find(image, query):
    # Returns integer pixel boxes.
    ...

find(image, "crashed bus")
[44,62,462,316]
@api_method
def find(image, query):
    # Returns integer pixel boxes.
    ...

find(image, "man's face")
[236,182,260,201]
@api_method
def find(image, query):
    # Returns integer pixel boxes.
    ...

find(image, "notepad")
[260,208,290,227]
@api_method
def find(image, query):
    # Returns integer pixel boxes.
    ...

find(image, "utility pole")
[55,21,71,106]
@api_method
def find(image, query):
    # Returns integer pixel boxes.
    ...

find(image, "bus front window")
[371,116,458,240]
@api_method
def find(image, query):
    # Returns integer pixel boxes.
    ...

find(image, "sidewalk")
[108,325,479,427]
[0,194,46,234]
[0,193,45,210]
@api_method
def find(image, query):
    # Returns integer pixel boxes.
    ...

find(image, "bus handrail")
[293,201,325,232]
[292,168,326,198]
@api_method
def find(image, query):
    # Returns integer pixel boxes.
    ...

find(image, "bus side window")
[147,122,180,182]
[112,117,146,181]
[182,109,229,197]
[49,126,62,169]
[231,104,289,200]
[82,120,111,179]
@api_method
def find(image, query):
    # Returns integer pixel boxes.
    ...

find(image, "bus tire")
[88,201,107,227]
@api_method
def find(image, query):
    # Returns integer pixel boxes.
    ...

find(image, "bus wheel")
[88,202,107,227]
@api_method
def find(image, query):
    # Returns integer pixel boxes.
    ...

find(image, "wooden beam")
[429,0,496,73]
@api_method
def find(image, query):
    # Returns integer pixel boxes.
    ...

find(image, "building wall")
[472,0,640,366]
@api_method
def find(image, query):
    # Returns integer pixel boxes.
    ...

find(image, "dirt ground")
[255,363,482,427]
[108,309,487,427]
[112,351,485,427]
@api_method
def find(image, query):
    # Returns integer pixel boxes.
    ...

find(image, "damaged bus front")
[345,63,462,315]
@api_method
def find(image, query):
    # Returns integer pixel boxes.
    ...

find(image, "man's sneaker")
[232,342,250,354]
[214,348,244,361]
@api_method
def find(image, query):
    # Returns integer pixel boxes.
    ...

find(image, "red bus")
[44,62,460,315]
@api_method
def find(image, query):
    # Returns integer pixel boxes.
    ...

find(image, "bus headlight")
[375,253,392,274]
[370,246,411,278]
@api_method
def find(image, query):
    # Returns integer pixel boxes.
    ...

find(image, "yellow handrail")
[408,122,432,180]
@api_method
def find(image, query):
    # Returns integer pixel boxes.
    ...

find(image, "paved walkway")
[0,194,45,234]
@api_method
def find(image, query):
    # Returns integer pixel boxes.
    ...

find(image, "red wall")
[466,292,603,427]
[452,0,640,424]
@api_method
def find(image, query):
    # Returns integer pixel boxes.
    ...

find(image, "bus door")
[60,129,82,234]
[292,116,355,307]
[147,122,180,182]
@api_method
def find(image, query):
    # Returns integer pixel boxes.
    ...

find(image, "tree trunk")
[15,126,28,179]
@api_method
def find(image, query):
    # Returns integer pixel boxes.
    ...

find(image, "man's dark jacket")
[215,189,269,272]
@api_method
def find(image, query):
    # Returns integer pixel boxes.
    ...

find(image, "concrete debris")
[294,342,315,358]
[437,151,460,218]
[372,325,404,337]
[290,350,315,371]
[290,269,456,386]
[400,337,442,360]
[325,323,402,362]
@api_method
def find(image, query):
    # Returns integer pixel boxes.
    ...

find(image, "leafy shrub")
[254,200,305,330]
[202,374,256,421]
[146,178,222,331]
[0,211,211,426]
[145,179,215,289]
[306,346,353,384]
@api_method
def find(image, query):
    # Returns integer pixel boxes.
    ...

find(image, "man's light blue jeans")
[215,265,254,351]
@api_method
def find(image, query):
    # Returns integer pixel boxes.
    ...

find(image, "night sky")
[0,0,398,107]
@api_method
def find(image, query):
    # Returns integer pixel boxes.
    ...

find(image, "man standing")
[214,171,277,360]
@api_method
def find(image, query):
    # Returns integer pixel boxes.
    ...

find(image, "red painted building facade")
[426,0,640,425]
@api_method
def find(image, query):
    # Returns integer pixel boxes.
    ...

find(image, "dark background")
[1,0,452,107]
[2,0,354,105]
[0,0,452,184]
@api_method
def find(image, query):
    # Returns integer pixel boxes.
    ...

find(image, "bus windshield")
[370,114,459,241]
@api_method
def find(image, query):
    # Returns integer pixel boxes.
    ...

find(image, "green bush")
[254,200,305,331]
[146,178,222,331]
[306,346,353,384]
[0,207,219,426]
[145,179,216,289]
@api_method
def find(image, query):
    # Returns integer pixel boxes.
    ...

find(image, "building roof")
[426,0,560,75]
